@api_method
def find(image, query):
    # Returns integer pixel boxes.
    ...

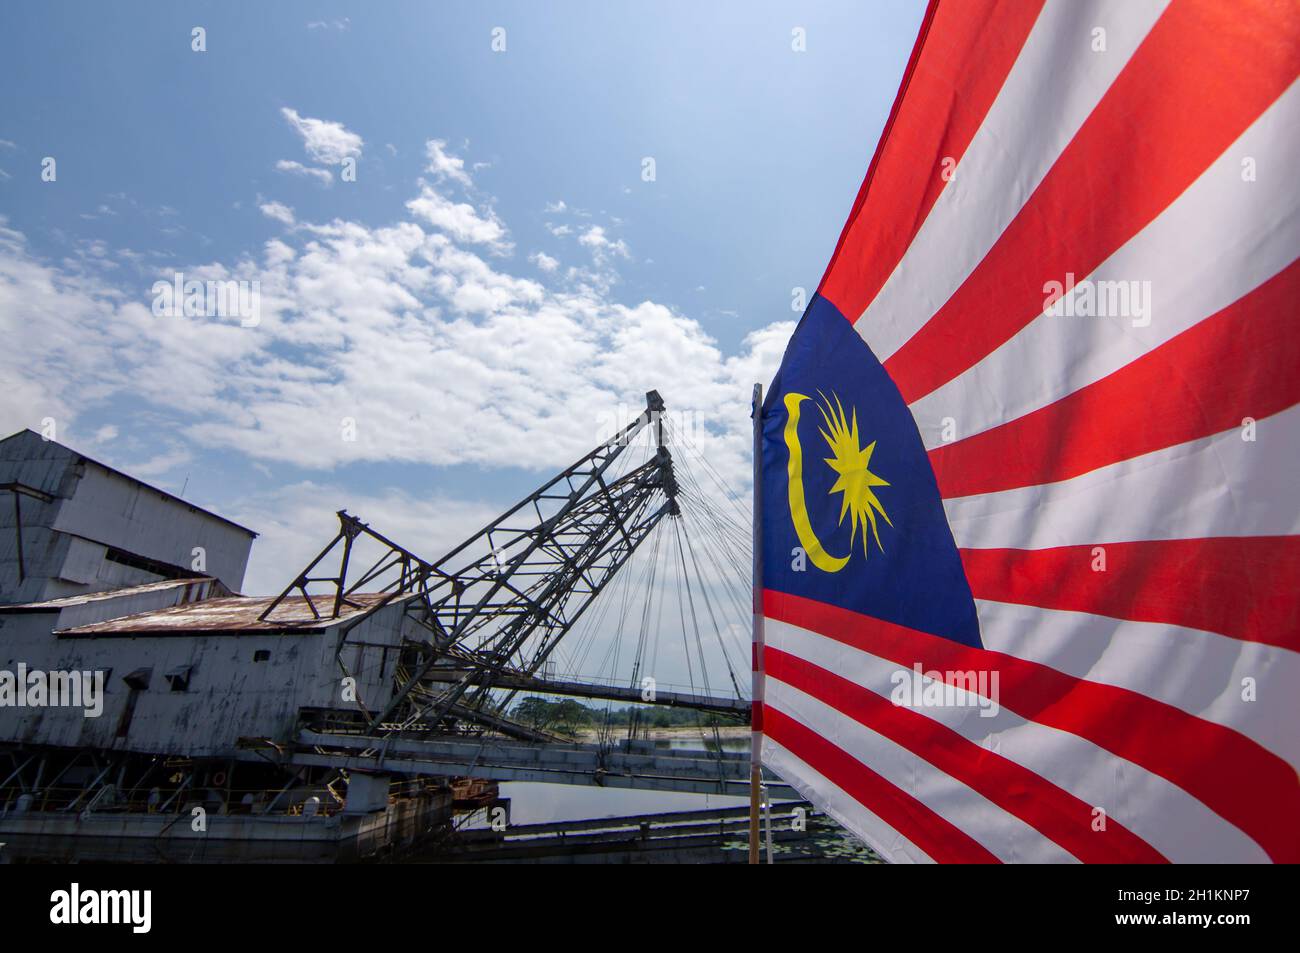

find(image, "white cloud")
[123,448,193,479]
[0,156,788,493]
[275,159,333,185]
[280,107,363,165]
[307,18,350,31]
[0,216,269,440]
[423,139,473,187]
[0,137,785,691]
[259,201,295,225]
[227,482,502,595]
[578,225,630,262]
[406,184,510,252]
[0,166,789,683]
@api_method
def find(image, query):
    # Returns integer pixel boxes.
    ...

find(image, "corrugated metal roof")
[55,592,392,635]
[0,577,218,612]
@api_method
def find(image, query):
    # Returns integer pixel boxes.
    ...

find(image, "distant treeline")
[510,696,742,733]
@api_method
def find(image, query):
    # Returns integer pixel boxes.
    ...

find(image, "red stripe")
[751,700,763,732]
[884,0,1300,404]
[764,589,1300,862]
[960,538,1300,652]
[766,647,1168,863]
[818,0,1045,321]
[930,257,1300,498]
[816,0,937,311]
[764,707,1000,863]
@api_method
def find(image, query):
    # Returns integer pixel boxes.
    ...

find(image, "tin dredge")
[0,395,846,863]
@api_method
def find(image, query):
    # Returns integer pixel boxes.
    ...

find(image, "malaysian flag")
[756,0,1299,863]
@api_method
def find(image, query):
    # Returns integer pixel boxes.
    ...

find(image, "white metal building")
[0,429,256,604]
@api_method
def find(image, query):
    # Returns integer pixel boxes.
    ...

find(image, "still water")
[502,731,751,825]
[499,783,750,825]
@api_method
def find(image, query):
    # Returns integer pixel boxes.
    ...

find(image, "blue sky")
[0,1,925,602]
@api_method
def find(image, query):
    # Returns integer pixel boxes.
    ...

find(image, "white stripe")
[767,618,1270,862]
[974,600,1300,770]
[944,403,1300,543]
[762,737,935,864]
[857,0,1170,359]
[912,80,1300,448]
[766,680,1076,863]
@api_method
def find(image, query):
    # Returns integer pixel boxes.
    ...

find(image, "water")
[498,782,749,825]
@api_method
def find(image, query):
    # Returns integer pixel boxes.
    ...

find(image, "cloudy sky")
[0,1,923,603]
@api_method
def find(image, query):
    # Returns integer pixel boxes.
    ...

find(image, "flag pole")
[749,383,766,865]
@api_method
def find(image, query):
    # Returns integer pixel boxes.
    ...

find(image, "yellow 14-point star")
[815,392,892,558]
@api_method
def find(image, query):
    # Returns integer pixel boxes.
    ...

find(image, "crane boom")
[262,391,681,737]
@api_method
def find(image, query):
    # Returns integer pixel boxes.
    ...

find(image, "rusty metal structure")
[263,390,684,743]
[0,392,770,863]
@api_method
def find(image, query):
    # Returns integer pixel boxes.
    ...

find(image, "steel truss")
[0,743,333,821]
[265,391,682,738]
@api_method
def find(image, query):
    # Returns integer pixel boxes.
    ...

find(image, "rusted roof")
[1,577,219,612]
[55,592,393,636]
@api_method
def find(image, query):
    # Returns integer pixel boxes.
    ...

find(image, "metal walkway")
[249,730,794,798]
[434,802,871,863]
[418,668,749,717]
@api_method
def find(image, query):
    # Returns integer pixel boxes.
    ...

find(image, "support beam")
[417,668,749,717]
[250,731,795,799]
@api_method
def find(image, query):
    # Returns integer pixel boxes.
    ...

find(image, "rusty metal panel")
[5,578,227,630]
[56,592,392,635]
[0,590,411,756]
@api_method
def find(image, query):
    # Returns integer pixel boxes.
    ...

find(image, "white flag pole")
[749,383,766,865]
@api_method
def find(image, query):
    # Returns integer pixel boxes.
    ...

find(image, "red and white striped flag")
[756,0,1299,863]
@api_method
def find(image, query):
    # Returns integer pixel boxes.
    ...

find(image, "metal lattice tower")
[261,391,682,738]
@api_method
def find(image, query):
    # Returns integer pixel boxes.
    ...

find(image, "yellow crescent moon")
[784,392,849,573]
